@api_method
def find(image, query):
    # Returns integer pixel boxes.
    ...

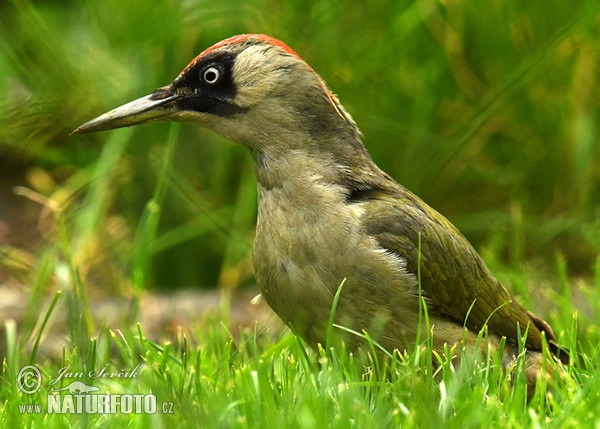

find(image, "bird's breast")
[252,174,418,345]
[253,178,363,302]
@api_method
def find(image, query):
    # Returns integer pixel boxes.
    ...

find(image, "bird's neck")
[251,148,341,192]
[250,135,392,196]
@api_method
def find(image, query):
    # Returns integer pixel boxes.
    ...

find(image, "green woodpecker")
[74,34,565,395]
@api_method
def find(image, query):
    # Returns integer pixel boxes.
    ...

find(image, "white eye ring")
[202,66,221,84]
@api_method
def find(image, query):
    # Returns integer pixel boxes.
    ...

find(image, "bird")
[73,34,566,395]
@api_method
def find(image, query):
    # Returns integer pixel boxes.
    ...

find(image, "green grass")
[1,0,600,427]
[1,249,598,428]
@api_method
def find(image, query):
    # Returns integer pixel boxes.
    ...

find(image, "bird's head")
[73,34,360,152]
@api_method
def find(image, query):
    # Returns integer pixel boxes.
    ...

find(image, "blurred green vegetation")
[0,0,599,291]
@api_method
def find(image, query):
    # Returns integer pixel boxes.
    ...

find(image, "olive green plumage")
[360,185,556,351]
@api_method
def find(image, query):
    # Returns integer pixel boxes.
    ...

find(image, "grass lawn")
[1,257,598,428]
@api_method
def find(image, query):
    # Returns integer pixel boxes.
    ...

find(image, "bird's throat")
[251,147,344,192]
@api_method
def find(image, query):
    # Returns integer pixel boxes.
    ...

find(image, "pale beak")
[72,88,182,134]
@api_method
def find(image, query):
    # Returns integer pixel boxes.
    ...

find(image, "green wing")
[359,188,555,350]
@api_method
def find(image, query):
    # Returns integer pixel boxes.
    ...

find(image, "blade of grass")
[28,290,61,365]
[131,123,180,318]
[4,320,17,376]
[325,278,346,351]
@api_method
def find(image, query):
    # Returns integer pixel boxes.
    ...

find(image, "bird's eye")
[202,66,221,85]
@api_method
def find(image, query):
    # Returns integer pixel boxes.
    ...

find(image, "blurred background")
[0,0,599,334]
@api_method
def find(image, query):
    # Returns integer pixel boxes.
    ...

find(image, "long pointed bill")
[72,90,182,134]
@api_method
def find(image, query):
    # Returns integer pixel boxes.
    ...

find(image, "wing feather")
[359,188,556,350]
